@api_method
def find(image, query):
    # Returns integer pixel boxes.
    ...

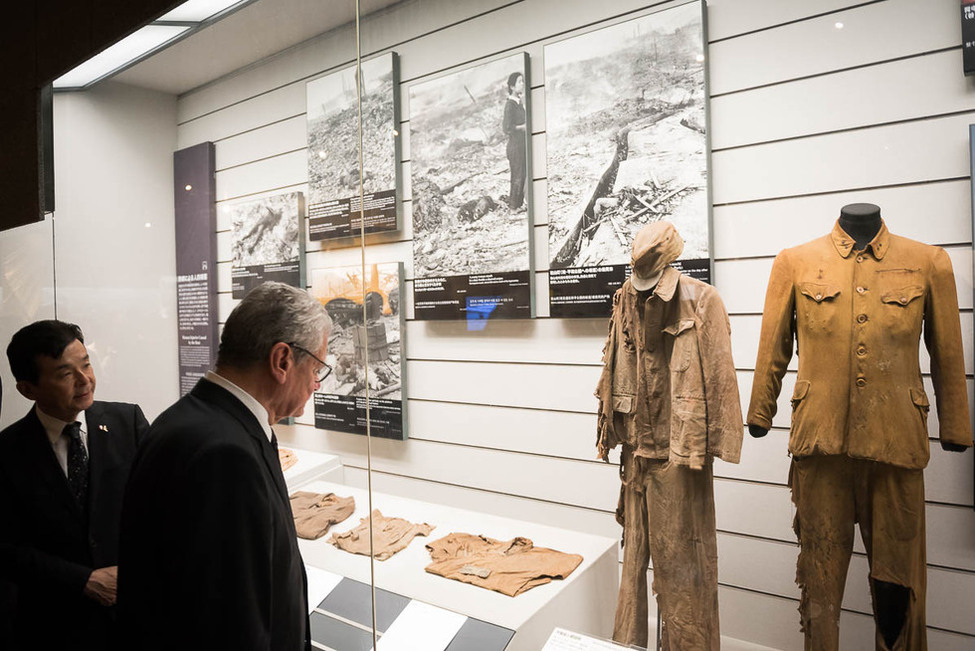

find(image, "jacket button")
[899,297,907,304]
[815,293,822,300]
[857,346,867,356]
[856,377,867,387]
[856,255,864,263]
[856,314,868,323]
[856,286,865,294]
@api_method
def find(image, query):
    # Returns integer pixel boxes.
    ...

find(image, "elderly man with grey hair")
[117,282,331,651]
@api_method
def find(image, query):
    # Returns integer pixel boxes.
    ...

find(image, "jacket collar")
[831,218,890,260]
[625,265,680,302]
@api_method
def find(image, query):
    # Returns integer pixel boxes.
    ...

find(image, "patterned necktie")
[64,422,89,511]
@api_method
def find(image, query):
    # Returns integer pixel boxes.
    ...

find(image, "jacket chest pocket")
[797,281,842,330]
[663,319,696,373]
[879,284,924,335]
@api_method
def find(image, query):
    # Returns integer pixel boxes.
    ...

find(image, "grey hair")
[217,282,332,369]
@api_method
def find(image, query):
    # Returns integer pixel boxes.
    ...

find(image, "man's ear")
[268,342,293,385]
[16,380,37,401]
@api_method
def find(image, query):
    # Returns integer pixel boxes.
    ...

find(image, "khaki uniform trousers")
[614,451,719,650]
[791,455,926,651]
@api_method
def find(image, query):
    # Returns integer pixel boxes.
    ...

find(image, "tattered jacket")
[596,267,743,468]
[747,220,973,468]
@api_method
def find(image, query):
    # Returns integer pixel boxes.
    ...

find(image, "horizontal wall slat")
[712,180,974,260]
[711,49,975,150]
[705,0,871,42]
[711,111,975,205]
[215,114,306,171]
[404,359,601,412]
[707,0,958,95]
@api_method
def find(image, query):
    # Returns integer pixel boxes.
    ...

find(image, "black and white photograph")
[310,262,406,439]
[410,52,533,320]
[226,191,304,299]
[306,52,401,241]
[545,1,709,317]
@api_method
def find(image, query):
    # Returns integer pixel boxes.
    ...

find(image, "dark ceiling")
[1,0,182,232]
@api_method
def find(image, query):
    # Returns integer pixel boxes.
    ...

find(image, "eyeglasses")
[288,343,332,383]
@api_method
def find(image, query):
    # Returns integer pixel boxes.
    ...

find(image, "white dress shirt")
[36,406,90,476]
[205,370,273,443]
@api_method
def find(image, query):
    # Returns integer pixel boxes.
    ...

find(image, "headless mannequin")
[748,203,964,646]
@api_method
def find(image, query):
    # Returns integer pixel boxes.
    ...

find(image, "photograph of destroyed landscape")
[310,263,405,439]
[410,52,532,278]
[306,53,399,240]
[227,192,303,298]
[545,1,708,275]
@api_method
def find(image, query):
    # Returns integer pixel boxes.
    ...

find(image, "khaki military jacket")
[596,267,743,468]
[747,221,972,469]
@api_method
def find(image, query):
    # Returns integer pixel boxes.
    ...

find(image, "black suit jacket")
[118,379,310,651]
[0,400,149,651]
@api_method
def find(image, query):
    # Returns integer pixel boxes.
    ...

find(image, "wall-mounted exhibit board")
[545,0,710,317]
[410,52,534,321]
[306,53,401,241]
[309,263,407,439]
[225,191,305,298]
[295,480,618,651]
[172,0,975,647]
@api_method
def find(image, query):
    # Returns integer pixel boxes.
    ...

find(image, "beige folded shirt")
[329,509,434,561]
[278,447,298,472]
[425,533,583,597]
[289,491,356,540]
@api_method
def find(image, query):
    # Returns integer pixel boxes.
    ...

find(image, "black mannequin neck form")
[838,203,882,250]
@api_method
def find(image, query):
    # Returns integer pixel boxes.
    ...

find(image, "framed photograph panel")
[545,1,710,317]
[306,52,401,241]
[311,262,406,440]
[226,191,305,299]
[410,52,534,322]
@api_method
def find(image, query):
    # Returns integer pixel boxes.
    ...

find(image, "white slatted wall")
[175,0,975,647]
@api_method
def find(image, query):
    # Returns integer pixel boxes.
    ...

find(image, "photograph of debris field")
[226,191,304,299]
[306,53,401,241]
[545,1,709,317]
[409,52,533,320]
[310,263,406,439]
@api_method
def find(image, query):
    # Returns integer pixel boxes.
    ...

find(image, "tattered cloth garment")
[425,533,583,597]
[329,509,434,561]
[278,447,298,472]
[289,491,355,540]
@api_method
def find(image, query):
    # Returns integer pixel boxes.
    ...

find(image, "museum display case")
[1,0,974,649]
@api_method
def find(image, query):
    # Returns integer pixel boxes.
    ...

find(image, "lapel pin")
[99,425,109,432]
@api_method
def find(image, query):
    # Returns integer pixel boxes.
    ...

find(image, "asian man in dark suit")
[119,281,331,650]
[0,319,149,651]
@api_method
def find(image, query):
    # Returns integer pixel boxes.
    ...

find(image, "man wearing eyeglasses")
[118,282,331,651]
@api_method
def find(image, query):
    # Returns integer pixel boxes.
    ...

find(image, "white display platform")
[283,447,343,488]
[297,480,619,650]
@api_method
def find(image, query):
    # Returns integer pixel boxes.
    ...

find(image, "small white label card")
[543,627,633,650]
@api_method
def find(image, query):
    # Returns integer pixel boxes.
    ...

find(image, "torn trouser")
[614,448,719,650]
[790,455,926,651]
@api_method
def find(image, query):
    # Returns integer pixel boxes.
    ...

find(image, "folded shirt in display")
[328,509,435,561]
[424,533,583,597]
[278,447,298,472]
[289,491,356,540]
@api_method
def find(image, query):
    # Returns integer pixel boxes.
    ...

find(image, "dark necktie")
[64,422,89,511]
